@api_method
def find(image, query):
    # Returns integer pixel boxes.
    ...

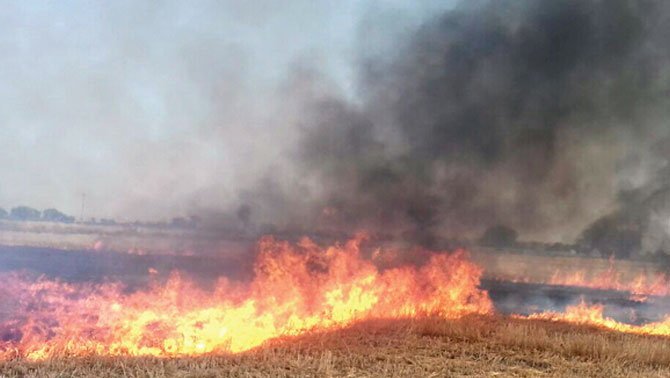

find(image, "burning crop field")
[0,236,493,360]
[2,238,670,377]
[3,0,670,376]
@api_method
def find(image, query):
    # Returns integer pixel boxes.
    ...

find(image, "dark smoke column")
[254,0,670,248]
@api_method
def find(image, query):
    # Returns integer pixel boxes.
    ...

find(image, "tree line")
[0,206,75,223]
[0,206,200,230]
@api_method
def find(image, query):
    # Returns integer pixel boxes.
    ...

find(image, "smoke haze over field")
[251,0,670,248]
[4,0,670,248]
[0,0,449,220]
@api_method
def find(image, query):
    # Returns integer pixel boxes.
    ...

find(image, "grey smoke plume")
[4,1,670,251]
[244,0,670,247]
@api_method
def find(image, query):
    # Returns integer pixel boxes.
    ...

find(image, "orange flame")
[523,301,670,337]
[547,259,670,298]
[0,236,492,360]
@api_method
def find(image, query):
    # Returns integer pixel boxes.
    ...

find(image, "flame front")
[0,236,492,360]
[523,301,670,337]
[547,257,670,298]
[502,255,670,299]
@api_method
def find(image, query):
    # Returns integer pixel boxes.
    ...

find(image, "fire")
[0,236,492,360]
[523,301,670,337]
[547,259,670,297]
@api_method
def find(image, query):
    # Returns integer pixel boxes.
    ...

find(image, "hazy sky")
[0,1,452,220]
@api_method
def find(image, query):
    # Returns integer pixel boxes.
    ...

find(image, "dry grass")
[2,316,670,377]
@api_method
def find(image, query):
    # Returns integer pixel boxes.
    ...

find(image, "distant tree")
[237,204,252,229]
[171,217,190,228]
[188,215,201,228]
[10,206,41,221]
[547,242,572,252]
[259,223,277,234]
[0,208,7,219]
[480,224,518,247]
[577,213,641,259]
[42,208,75,223]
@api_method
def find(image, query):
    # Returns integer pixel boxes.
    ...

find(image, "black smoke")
[243,0,670,249]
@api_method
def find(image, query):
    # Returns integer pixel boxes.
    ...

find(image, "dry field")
[2,316,670,378]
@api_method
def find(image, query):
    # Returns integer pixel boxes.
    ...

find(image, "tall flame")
[0,236,492,360]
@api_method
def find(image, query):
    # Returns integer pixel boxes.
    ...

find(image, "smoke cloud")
[4,0,670,251]
[243,0,670,248]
